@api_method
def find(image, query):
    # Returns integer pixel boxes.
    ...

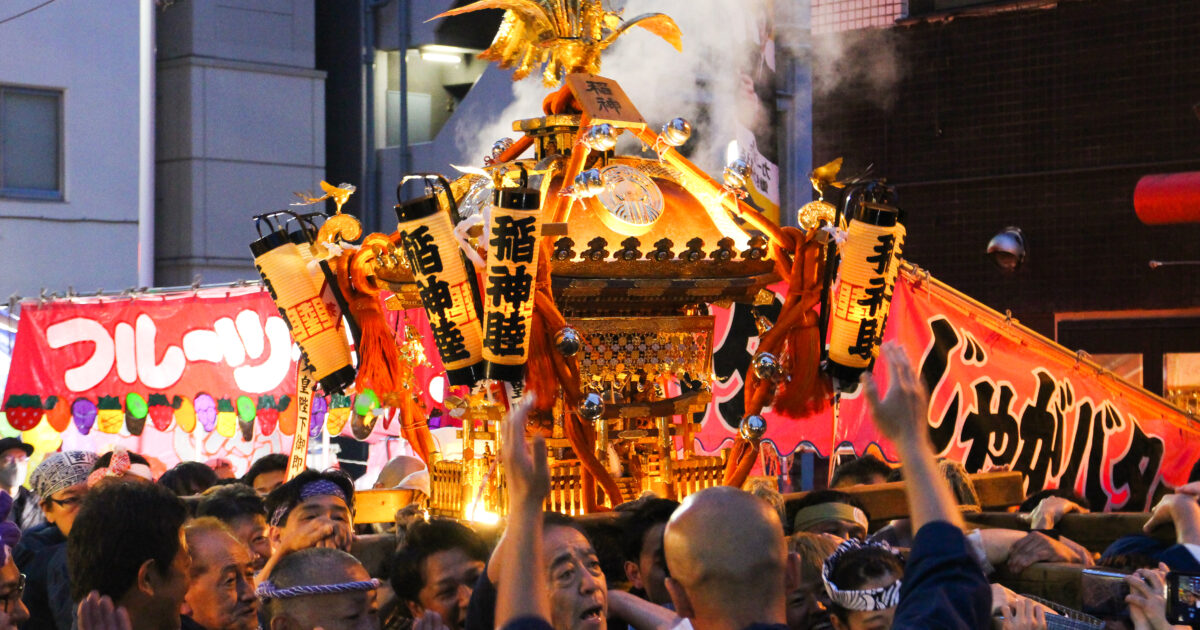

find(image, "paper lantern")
[216,398,237,438]
[395,175,485,386]
[236,395,256,441]
[96,396,123,434]
[250,218,356,395]
[72,398,97,435]
[482,184,542,382]
[827,185,905,386]
[45,396,72,433]
[195,393,217,433]
[176,396,197,433]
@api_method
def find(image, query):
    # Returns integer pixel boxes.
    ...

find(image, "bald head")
[267,548,376,627]
[663,487,789,629]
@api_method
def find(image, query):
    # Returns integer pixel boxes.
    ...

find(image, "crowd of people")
[0,347,1195,630]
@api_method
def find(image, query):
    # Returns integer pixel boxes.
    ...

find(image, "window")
[1057,314,1200,397]
[0,86,63,200]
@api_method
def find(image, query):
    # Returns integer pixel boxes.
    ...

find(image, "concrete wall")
[156,0,325,286]
[0,0,141,297]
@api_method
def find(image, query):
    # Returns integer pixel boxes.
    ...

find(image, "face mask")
[0,461,26,489]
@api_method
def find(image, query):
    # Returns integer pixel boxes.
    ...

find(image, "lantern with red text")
[482,179,542,383]
[826,183,906,388]
[250,213,356,394]
[395,174,485,387]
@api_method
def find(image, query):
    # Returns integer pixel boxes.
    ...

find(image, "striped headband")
[269,480,348,527]
[822,539,904,612]
[256,578,380,602]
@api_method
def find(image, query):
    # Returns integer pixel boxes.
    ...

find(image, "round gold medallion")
[596,165,664,235]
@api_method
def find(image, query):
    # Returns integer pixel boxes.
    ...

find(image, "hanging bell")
[554,327,582,357]
[491,137,515,159]
[578,392,605,421]
[660,117,692,147]
[752,352,782,383]
[739,414,767,441]
[573,169,605,198]
[583,124,619,152]
[723,158,751,189]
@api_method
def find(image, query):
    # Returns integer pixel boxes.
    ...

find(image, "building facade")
[0,0,147,298]
[812,0,1200,403]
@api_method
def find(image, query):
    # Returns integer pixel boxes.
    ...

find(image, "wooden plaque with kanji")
[565,73,646,128]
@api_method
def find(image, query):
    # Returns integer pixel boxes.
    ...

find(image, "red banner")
[695,268,1200,511]
[4,287,298,433]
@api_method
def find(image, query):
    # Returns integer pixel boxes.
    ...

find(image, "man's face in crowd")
[143,532,192,630]
[0,449,28,490]
[829,572,897,630]
[272,563,378,630]
[42,483,87,536]
[229,515,272,572]
[275,494,353,552]
[628,523,671,606]
[253,471,287,497]
[0,555,30,629]
[804,515,865,542]
[786,570,831,630]
[184,530,259,630]
[410,548,484,630]
[544,525,607,630]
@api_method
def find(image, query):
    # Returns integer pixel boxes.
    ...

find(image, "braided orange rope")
[724,227,830,488]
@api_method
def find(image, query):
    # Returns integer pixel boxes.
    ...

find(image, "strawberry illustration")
[255,395,290,437]
[97,396,123,434]
[3,394,51,431]
[147,393,176,432]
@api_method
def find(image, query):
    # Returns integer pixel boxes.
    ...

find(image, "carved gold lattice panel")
[569,316,714,386]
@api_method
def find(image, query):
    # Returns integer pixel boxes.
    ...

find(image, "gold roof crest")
[433,1,682,86]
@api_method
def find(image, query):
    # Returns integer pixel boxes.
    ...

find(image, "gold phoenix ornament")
[433,1,682,87]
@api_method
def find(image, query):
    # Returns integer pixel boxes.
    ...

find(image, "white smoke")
[448,0,776,175]
[809,25,905,110]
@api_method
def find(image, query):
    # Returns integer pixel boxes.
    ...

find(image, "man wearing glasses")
[0,565,28,630]
[15,450,96,630]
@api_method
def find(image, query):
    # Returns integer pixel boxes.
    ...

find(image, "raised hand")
[78,592,131,630]
[862,343,930,445]
[500,395,549,511]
